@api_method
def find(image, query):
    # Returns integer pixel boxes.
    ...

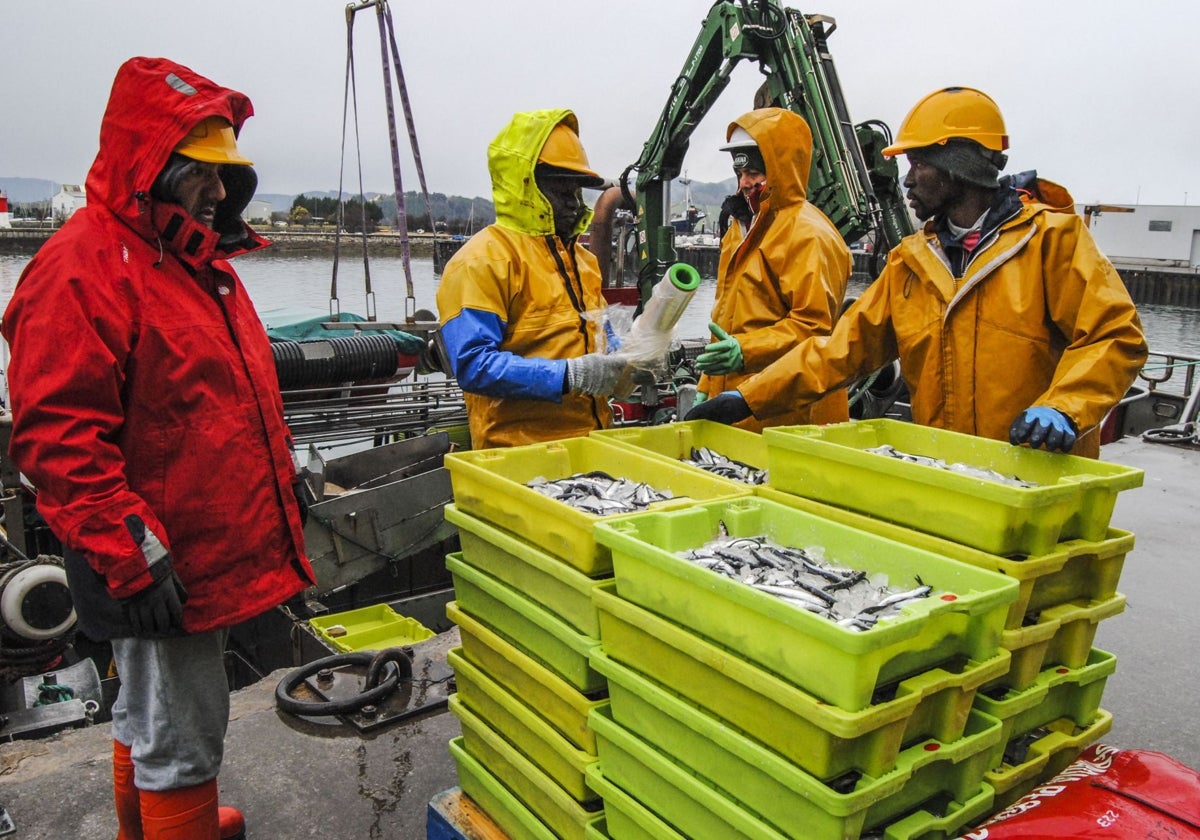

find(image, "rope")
[34,682,75,706]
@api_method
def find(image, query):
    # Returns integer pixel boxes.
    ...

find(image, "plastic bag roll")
[635,262,702,336]
[612,263,701,399]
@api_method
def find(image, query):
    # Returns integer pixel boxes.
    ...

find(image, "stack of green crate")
[584,495,1019,840]
[760,419,1143,815]
[441,436,752,839]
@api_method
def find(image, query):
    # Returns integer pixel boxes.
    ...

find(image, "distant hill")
[0,177,60,202]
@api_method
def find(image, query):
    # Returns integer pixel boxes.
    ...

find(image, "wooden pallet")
[426,787,509,840]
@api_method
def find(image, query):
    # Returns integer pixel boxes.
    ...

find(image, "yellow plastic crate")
[447,601,603,755]
[590,420,768,483]
[594,496,1018,711]
[446,503,609,637]
[764,419,1143,556]
[757,486,1134,631]
[448,649,598,804]
[448,736,600,840]
[585,766,686,840]
[451,697,604,840]
[592,583,1008,780]
[447,554,604,694]
[984,710,1114,811]
[975,648,1116,770]
[445,436,751,575]
[589,702,999,840]
[307,603,434,653]
[987,593,1126,692]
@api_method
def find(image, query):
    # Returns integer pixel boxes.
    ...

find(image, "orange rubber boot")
[113,740,143,840]
[139,779,219,839]
[218,805,246,840]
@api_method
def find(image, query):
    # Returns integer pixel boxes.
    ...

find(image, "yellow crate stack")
[438,420,1142,838]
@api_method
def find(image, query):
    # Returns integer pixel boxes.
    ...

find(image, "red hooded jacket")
[2,57,315,635]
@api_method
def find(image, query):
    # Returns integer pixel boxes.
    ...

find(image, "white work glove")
[566,353,627,396]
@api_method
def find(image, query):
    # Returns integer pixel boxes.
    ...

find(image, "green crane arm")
[622,0,913,304]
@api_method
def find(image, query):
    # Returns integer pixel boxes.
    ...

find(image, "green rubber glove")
[695,323,744,375]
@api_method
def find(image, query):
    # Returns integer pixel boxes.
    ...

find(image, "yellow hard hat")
[174,116,253,165]
[537,122,602,183]
[881,87,1008,158]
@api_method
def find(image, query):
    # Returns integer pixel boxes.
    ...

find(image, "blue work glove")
[124,558,188,637]
[1009,407,1077,453]
[684,390,752,425]
[566,353,627,396]
[695,323,744,375]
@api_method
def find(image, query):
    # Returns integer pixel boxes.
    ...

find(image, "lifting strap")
[338,0,436,323]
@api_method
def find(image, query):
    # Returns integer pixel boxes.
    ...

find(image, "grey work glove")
[124,558,188,637]
[566,353,628,396]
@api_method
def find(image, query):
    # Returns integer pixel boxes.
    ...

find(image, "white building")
[51,184,86,222]
[0,191,11,229]
[244,199,274,224]
[1082,204,1200,269]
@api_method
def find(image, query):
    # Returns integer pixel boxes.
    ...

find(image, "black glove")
[293,474,311,526]
[124,559,188,637]
[1009,406,1077,453]
[684,390,752,425]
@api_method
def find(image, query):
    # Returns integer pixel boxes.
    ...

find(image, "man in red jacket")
[2,57,316,839]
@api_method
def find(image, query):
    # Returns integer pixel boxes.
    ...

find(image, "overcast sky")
[3,1,1195,207]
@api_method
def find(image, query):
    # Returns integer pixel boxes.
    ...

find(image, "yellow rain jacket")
[739,177,1147,458]
[699,108,852,432]
[436,109,612,449]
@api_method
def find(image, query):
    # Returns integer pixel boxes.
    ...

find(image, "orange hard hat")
[537,122,602,184]
[174,116,253,165]
[882,87,1008,158]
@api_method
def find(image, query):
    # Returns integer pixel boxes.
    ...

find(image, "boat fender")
[0,559,77,641]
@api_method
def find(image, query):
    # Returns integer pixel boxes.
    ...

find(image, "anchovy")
[865,444,1036,488]
[679,535,941,629]
[862,581,933,614]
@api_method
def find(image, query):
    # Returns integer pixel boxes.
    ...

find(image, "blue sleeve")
[440,308,568,401]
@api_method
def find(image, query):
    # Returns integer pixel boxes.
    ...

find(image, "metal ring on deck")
[1142,423,1198,445]
[274,649,412,717]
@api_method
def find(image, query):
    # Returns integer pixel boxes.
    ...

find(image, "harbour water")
[2,250,1198,356]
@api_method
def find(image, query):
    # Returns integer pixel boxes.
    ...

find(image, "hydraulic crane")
[618,0,914,305]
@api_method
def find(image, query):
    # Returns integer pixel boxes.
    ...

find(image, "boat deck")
[1,434,1197,838]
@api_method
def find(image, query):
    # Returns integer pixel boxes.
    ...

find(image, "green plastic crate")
[987,593,1126,692]
[307,603,434,653]
[591,656,1002,840]
[764,419,1144,556]
[450,698,604,840]
[590,420,769,483]
[757,486,1134,630]
[448,601,604,755]
[975,648,1116,770]
[592,584,1008,779]
[447,555,604,694]
[446,503,609,637]
[585,765,687,840]
[448,649,598,804]
[445,436,751,575]
[590,703,999,840]
[983,710,1114,811]
[594,496,1017,711]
